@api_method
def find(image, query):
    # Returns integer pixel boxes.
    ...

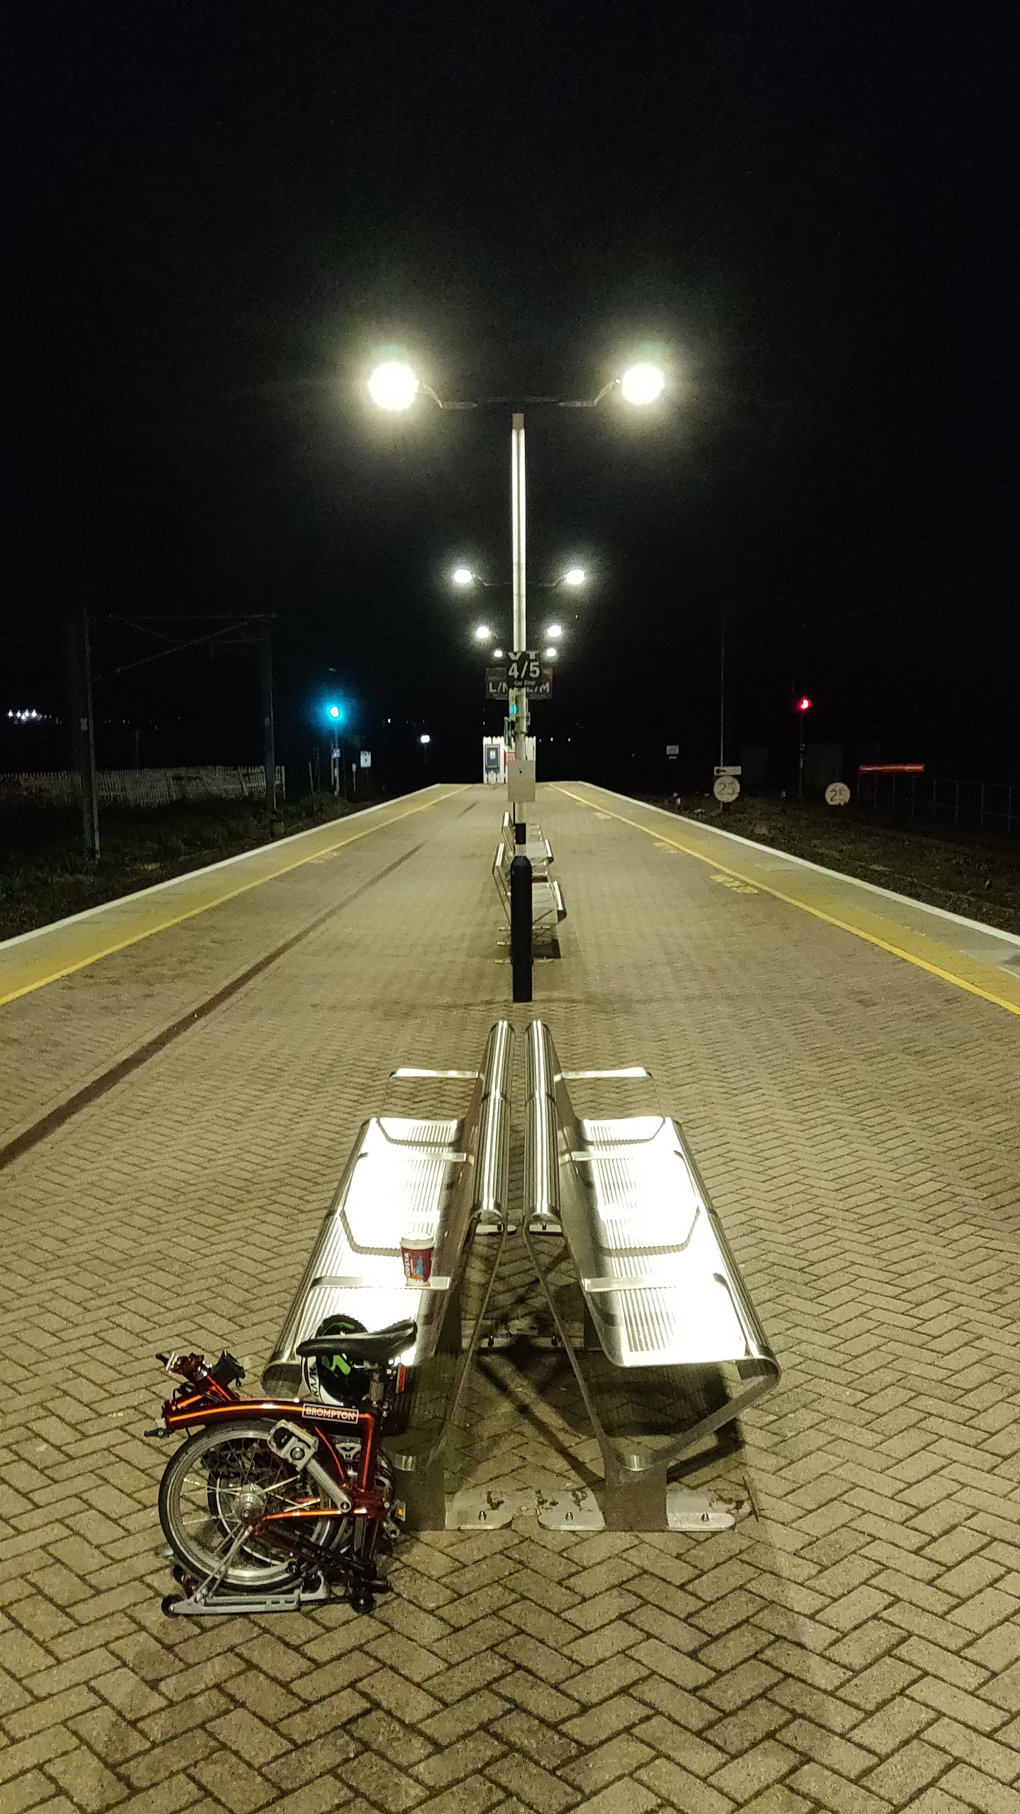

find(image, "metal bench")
[263,1021,514,1529]
[493,810,565,937]
[523,1020,780,1528]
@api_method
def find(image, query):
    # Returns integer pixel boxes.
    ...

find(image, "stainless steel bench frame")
[523,1020,780,1529]
[493,811,566,934]
[263,1015,776,1534]
[263,1021,514,1530]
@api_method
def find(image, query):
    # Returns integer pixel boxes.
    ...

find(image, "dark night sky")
[4,2,1019,786]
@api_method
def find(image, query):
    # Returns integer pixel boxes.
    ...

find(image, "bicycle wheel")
[158,1420,348,1591]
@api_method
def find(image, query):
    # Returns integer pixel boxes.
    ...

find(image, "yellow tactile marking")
[554,783,1020,1022]
[0,788,465,1009]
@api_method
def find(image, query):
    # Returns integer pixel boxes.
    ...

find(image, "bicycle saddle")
[297,1320,417,1365]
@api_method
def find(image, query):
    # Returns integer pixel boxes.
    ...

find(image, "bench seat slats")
[264,1116,475,1394]
[525,1024,777,1391]
[562,1114,762,1369]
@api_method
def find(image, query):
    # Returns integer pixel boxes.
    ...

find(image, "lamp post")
[510,413,528,784]
[457,577,571,764]
[367,356,666,814]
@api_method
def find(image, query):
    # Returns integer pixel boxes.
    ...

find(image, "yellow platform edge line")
[0,788,463,1010]
[553,783,1020,1023]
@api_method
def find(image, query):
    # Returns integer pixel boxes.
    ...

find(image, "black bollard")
[510,855,533,1003]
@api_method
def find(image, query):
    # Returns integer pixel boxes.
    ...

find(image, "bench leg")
[599,1452,670,1532]
[388,1447,448,1533]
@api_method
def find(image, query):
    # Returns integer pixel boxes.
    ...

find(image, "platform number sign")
[506,651,542,684]
[488,652,551,700]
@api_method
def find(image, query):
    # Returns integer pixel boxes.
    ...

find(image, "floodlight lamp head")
[563,568,586,586]
[474,625,492,641]
[452,567,474,585]
[367,360,420,411]
[620,362,665,405]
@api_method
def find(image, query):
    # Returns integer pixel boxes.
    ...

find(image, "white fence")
[0,767,286,809]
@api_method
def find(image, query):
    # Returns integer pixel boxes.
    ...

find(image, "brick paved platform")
[2,780,1019,1814]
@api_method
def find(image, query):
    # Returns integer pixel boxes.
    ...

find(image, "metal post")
[510,411,528,839]
[797,732,805,800]
[66,607,100,860]
[719,621,725,768]
[511,414,527,675]
[510,855,533,1002]
[260,624,277,818]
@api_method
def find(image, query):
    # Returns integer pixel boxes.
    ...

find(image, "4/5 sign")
[507,651,542,684]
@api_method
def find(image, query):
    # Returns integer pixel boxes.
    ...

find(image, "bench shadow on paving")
[428,1229,746,1505]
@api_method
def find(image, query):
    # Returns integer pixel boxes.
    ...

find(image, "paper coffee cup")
[400,1235,434,1286]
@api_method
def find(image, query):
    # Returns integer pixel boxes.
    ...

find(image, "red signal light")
[796,696,812,713]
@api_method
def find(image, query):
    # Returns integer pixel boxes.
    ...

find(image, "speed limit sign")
[825,781,851,806]
[713,774,741,804]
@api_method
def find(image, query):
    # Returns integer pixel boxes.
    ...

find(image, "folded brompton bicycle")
[148,1315,414,1617]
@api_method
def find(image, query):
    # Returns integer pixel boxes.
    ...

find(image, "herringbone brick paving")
[2,782,1019,1813]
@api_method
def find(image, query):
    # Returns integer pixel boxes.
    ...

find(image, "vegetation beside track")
[0,794,374,943]
[7,783,1019,949]
[641,790,1020,938]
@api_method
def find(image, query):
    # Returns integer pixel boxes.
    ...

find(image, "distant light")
[797,696,812,713]
[452,567,474,585]
[544,647,557,659]
[327,705,341,720]
[563,568,586,587]
[419,733,431,745]
[367,360,419,411]
[8,708,43,722]
[474,625,492,641]
[621,363,665,405]
[493,648,504,659]
[546,623,563,639]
